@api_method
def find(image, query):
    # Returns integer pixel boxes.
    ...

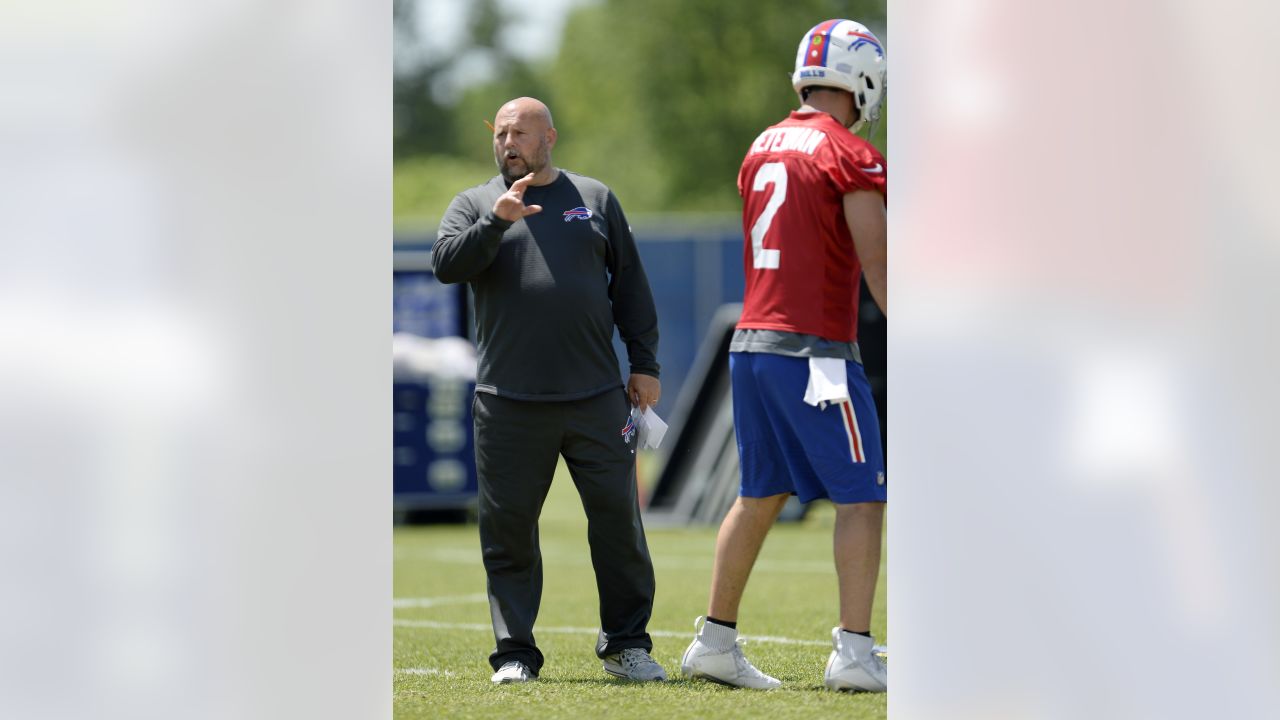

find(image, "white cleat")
[680,616,782,690]
[491,660,535,684]
[824,628,887,693]
[602,647,668,681]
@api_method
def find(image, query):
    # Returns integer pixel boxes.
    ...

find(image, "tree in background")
[394,0,885,223]
[394,0,550,225]
[393,0,454,161]
[549,0,885,213]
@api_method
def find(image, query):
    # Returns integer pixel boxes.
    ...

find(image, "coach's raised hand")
[493,173,543,222]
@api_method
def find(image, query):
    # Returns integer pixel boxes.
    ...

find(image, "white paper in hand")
[634,406,668,449]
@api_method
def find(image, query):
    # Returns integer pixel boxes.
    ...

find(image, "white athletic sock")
[839,629,875,656]
[699,618,738,652]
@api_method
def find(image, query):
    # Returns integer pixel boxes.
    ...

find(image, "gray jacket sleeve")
[603,191,660,378]
[431,193,512,284]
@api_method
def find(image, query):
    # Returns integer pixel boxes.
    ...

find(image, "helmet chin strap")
[861,84,886,140]
[849,100,882,140]
[864,115,881,141]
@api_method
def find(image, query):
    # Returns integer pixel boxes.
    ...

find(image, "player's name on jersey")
[748,126,827,156]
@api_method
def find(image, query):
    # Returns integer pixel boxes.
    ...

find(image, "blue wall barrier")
[393,379,478,512]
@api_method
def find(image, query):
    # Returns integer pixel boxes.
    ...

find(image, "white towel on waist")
[802,357,849,409]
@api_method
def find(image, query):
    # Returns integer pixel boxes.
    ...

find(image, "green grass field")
[394,459,887,719]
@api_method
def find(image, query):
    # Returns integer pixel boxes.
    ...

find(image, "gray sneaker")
[491,660,535,684]
[602,647,668,681]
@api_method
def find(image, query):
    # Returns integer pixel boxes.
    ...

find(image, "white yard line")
[395,667,457,677]
[393,618,831,647]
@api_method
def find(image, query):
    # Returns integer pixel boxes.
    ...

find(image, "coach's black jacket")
[433,170,660,401]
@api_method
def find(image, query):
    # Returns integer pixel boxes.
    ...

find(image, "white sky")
[413,0,589,63]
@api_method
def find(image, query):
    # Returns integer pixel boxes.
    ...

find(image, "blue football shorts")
[730,351,886,504]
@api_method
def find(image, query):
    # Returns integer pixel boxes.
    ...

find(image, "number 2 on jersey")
[749,162,787,270]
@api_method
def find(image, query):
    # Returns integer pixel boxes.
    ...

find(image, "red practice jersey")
[736,110,886,343]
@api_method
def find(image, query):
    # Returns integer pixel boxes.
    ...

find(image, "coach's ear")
[545,126,557,151]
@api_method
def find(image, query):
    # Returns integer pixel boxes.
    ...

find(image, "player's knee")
[833,501,885,521]
[736,493,791,516]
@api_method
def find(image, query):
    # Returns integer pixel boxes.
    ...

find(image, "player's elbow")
[861,262,887,315]
[862,265,886,297]
[858,248,886,282]
[433,267,462,285]
[430,250,463,284]
[862,254,886,281]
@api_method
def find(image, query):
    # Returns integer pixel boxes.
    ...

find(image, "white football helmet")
[792,19,886,133]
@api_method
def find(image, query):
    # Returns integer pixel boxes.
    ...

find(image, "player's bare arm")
[845,190,886,316]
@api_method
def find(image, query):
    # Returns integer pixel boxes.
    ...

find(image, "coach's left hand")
[627,374,661,411]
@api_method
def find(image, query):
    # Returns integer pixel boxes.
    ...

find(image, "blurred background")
[391,0,887,520]
[393,0,885,222]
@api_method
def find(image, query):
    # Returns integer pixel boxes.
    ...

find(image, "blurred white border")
[891,1,1280,718]
[1,2,390,718]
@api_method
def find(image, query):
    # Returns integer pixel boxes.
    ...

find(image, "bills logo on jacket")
[563,207,592,222]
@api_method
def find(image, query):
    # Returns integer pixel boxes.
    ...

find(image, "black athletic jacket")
[433,170,660,401]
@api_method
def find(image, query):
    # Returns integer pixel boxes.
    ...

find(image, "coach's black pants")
[473,388,656,674]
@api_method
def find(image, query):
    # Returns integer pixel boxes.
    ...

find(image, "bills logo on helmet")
[846,30,883,57]
[563,207,592,222]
